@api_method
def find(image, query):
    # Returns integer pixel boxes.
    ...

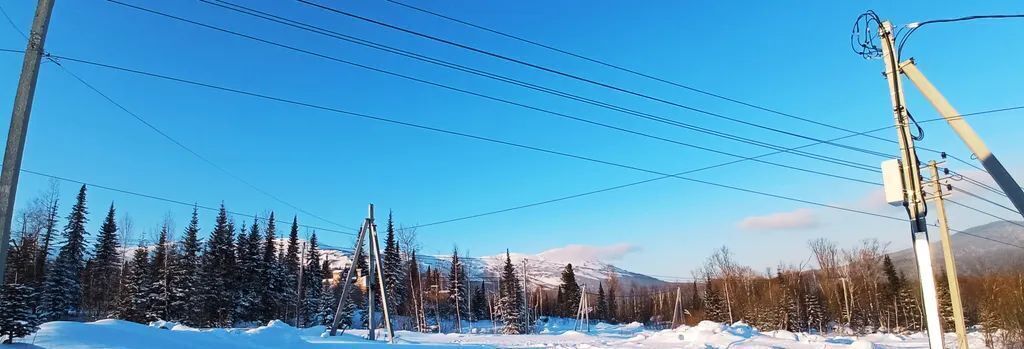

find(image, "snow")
[11,318,996,348]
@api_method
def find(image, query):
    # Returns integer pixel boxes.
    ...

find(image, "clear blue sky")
[1,0,1021,279]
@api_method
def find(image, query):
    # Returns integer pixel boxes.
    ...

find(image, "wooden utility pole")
[0,0,55,285]
[927,160,968,349]
[878,19,944,349]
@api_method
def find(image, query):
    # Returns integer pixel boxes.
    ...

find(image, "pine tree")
[259,212,282,322]
[39,185,89,320]
[448,246,468,329]
[804,290,825,333]
[197,205,237,327]
[607,283,618,323]
[317,260,337,327]
[148,224,172,320]
[234,221,263,323]
[703,280,726,323]
[170,208,201,324]
[497,251,525,334]
[559,264,581,318]
[113,246,154,323]
[596,283,608,322]
[282,216,301,324]
[84,204,121,317]
[935,270,954,331]
[301,233,325,327]
[381,212,404,317]
[471,281,488,322]
[0,284,39,343]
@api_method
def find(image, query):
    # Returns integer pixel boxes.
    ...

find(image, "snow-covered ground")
[11,318,993,348]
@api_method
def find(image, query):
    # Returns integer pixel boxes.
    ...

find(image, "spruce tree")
[703,280,726,323]
[936,270,954,331]
[259,212,282,322]
[607,283,617,323]
[39,185,89,320]
[596,283,608,321]
[317,259,336,327]
[471,281,488,322]
[804,290,825,333]
[448,247,468,328]
[406,252,424,328]
[197,205,237,327]
[85,204,121,317]
[234,221,262,323]
[498,251,525,334]
[381,212,404,317]
[300,233,326,327]
[148,224,172,320]
[114,246,153,323]
[0,283,39,343]
[559,264,581,317]
[282,217,301,323]
[170,208,201,324]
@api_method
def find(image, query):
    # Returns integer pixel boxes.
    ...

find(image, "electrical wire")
[945,199,1024,233]
[19,169,358,236]
[899,14,1024,57]
[954,188,1020,216]
[0,51,913,233]
[292,0,895,159]
[112,0,883,174]
[0,3,357,232]
[383,0,913,152]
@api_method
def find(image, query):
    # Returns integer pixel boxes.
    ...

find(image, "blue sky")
[1,0,1022,279]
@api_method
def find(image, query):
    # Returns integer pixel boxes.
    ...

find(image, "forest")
[1,184,1022,349]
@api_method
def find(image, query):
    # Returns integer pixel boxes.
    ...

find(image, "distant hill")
[318,244,670,290]
[889,220,1024,276]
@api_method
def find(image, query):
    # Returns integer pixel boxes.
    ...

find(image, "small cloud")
[536,243,640,263]
[737,209,820,231]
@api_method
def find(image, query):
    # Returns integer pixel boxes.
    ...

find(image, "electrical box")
[881,159,905,206]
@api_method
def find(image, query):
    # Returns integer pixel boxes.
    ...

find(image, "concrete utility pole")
[902,61,1024,219]
[878,20,944,349]
[330,221,366,336]
[0,0,55,285]
[927,160,968,349]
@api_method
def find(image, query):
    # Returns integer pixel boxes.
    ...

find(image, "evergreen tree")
[197,205,237,327]
[113,246,154,323]
[804,290,825,333]
[234,221,263,323]
[897,283,921,332]
[936,270,954,331]
[448,246,468,327]
[148,224,172,320]
[317,260,337,327]
[39,185,89,320]
[406,252,424,329]
[559,264,581,317]
[0,284,39,343]
[382,212,404,317]
[84,204,121,317]
[301,233,325,327]
[259,212,282,322]
[596,283,608,322]
[170,208,201,324]
[607,283,618,323]
[497,251,525,334]
[702,280,726,323]
[471,281,488,322]
[282,216,301,323]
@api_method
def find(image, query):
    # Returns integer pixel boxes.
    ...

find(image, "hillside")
[889,220,1024,276]
[317,244,669,290]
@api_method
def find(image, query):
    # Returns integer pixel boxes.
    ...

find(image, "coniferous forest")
[2,184,1023,348]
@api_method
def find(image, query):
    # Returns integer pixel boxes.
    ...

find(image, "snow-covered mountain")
[317,244,669,290]
[888,220,1024,276]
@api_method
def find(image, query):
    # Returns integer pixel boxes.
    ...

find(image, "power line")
[954,187,1020,216]
[0,3,356,232]
[19,169,358,236]
[294,0,895,160]
[945,198,1024,233]
[110,0,881,175]
[3,51,911,232]
[900,14,1024,56]
[381,0,933,155]
[406,106,1023,229]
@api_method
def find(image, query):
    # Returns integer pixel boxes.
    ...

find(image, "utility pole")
[328,204,394,343]
[0,0,55,285]
[330,220,366,336]
[671,287,683,328]
[903,62,1024,218]
[878,20,944,349]
[927,160,968,349]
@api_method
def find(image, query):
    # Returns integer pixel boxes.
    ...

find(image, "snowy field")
[10,318,992,348]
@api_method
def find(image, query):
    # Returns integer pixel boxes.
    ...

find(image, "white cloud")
[536,243,640,263]
[737,208,820,231]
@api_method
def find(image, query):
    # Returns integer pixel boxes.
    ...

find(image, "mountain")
[317,244,670,290]
[888,220,1024,276]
